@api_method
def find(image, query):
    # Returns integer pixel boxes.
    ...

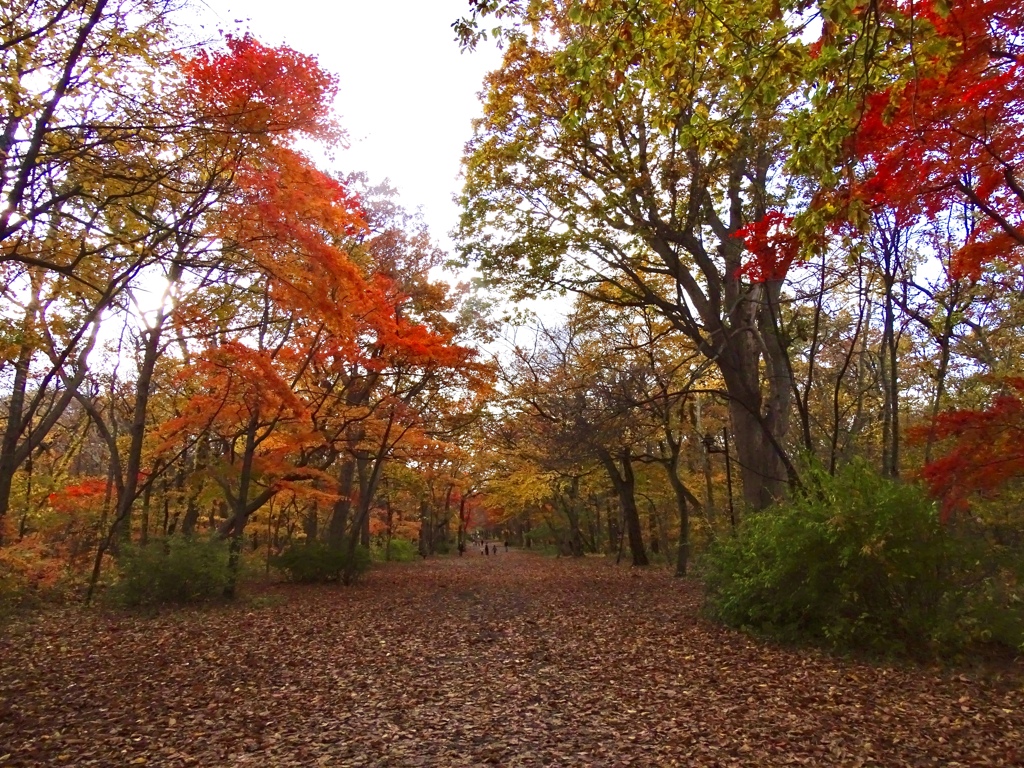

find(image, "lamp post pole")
[721,427,735,531]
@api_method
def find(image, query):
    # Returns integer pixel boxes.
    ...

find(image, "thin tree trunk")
[674,492,690,578]
[179,438,208,536]
[558,476,585,557]
[303,502,318,543]
[597,447,648,567]
[139,482,152,546]
[0,281,100,543]
[84,284,173,604]
[418,499,430,558]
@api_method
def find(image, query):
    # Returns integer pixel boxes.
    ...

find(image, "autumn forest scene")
[1,0,1023,765]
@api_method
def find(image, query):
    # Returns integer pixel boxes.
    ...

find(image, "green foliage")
[959,569,1024,650]
[374,538,418,562]
[271,541,370,583]
[433,540,452,555]
[703,461,1023,657]
[106,537,232,608]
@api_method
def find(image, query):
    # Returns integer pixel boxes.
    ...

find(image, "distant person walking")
[484,544,490,556]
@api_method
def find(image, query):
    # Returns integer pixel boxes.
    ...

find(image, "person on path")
[484,544,490,556]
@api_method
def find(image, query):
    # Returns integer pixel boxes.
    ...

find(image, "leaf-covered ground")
[1,551,1022,767]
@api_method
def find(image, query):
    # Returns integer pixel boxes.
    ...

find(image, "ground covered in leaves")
[1,551,1022,767]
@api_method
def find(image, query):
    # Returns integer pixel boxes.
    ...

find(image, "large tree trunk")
[715,281,794,511]
[341,412,396,583]
[327,458,356,548]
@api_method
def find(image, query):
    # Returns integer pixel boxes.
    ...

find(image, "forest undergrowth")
[0,552,1021,767]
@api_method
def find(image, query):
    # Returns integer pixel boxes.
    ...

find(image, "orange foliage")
[158,341,316,460]
[224,147,367,294]
[153,34,489,525]
[0,536,70,592]
[47,477,108,514]
[180,34,341,142]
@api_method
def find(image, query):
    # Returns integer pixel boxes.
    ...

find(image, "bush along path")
[0,551,1022,767]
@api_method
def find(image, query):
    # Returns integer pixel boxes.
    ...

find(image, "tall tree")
[457,0,808,508]
[0,0,184,540]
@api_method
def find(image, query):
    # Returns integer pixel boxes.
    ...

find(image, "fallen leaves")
[0,552,1021,766]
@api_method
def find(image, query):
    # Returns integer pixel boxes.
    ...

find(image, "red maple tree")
[841,1,1024,514]
[913,378,1024,519]
[851,0,1024,278]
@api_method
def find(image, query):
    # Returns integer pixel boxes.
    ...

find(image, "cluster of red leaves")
[1,554,1021,766]
[852,0,1024,277]
[45,478,108,514]
[174,33,375,346]
[180,34,341,142]
[734,211,800,282]
[914,377,1024,520]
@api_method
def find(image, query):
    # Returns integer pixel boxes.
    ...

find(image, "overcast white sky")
[191,0,503,252]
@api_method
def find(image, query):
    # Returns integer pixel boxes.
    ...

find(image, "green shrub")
[702,461,973,657]
[271,541,370,583]
[374,538,418,562]
[433,540,452,555]
[107,536,232,607]
[959,567,1024,651]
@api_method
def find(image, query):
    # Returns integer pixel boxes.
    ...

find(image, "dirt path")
[1,550,1022,766]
